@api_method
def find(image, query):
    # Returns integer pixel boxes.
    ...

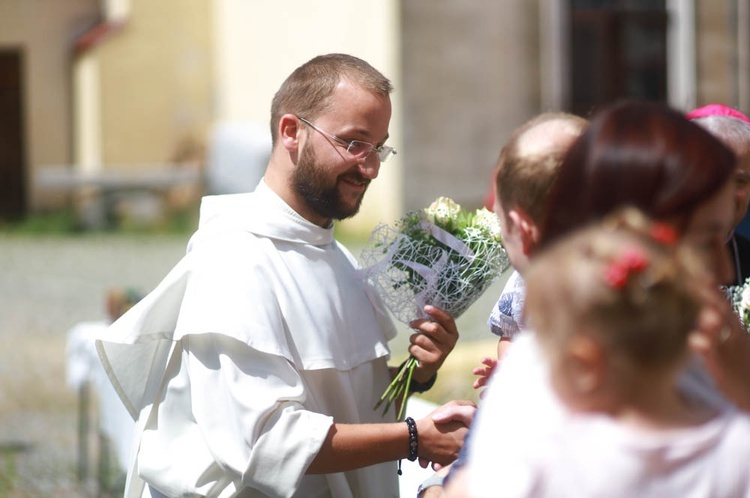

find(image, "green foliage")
[0,206,198,236]
[0,208,80,234]
[0,447,20,495]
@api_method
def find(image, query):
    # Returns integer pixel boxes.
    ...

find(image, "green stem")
[398,357,417,420]
[374,355,419,420]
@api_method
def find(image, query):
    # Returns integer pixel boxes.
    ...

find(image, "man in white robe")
[97,53,474,498]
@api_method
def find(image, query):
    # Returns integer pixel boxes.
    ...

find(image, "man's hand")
[429,399,477,427]
[416,400,476,468]
[409,305,459,384]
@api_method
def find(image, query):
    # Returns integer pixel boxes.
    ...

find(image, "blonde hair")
[524,208,705,369]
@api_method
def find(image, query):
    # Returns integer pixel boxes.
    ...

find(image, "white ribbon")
[358,220,482,323]
[394,250,449,320]
[419,222,475,262]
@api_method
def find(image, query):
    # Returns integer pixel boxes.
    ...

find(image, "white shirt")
[467,332,750,498]
[97,181,399,498]
[471,410,750,498]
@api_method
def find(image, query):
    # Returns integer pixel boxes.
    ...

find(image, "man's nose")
[358,155,381,179]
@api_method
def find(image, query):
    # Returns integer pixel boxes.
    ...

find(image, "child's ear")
[567,335,605,395]
[508,209,540,255]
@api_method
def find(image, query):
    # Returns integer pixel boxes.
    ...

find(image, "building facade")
[1,0,748,235]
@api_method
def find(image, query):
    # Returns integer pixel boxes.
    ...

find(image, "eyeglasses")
[297,116,397,162]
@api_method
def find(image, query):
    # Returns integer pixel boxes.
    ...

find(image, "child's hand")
[472,357,498,390]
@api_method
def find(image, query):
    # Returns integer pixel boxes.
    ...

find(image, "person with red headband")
[688,104,750,287]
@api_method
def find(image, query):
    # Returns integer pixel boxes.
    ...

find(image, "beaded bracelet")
[398,417,419,475]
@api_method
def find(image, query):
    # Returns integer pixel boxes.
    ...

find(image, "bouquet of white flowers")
[729,278,750,332]
[360,197,510,418]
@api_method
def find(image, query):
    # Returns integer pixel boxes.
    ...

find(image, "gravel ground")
[0,233,187,497]
[0,232,505,496]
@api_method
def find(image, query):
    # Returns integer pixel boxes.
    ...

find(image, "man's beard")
[293,143,369,221]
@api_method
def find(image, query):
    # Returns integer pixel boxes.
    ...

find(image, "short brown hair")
[495,113,587,223]
[270,53,393,145]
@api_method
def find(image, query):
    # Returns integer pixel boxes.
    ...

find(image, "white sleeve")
[139,333,333,497]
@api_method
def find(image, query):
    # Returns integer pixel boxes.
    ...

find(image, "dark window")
[569,0,667,116]
[0,49,27,220]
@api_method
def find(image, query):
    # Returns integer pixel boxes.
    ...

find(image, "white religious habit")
[96,180,399,498]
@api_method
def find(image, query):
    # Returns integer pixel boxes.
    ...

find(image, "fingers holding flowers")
[375,305,459,419]
[409,305,458,381]
[689,282,750,410]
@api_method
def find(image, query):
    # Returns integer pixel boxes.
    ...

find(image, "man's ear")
[508,209,540,255]
[278,114,301,152]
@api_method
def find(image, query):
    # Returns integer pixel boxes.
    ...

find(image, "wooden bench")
[36,164,203,229]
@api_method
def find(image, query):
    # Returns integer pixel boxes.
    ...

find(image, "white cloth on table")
[66,320,135,473]
[97,180,399,498]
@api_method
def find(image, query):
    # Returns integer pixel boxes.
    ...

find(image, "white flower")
[730,278,750,332]
[472,208,502,241]
[741,286,750,310]
[425,197,462,226]
[461,225,486,242]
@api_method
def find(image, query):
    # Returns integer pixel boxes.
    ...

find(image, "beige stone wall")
[94,0,214,167]
[401,0,542,212]
[0,0,99,209]
[9,0,745,221]
[695,0,736,107]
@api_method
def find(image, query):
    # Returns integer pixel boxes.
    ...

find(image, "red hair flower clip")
[650,223,678,245]
[605,246,649,289]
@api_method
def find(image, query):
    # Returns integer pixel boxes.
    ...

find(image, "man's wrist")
[405,416,418,461]
[395,358,438,394]
[398,417,419,476]
[409,370,437,393]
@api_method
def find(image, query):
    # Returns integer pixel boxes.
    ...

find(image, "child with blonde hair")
[454,209,750,497]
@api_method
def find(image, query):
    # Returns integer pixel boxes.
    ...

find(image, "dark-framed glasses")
[297,116,397,162]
